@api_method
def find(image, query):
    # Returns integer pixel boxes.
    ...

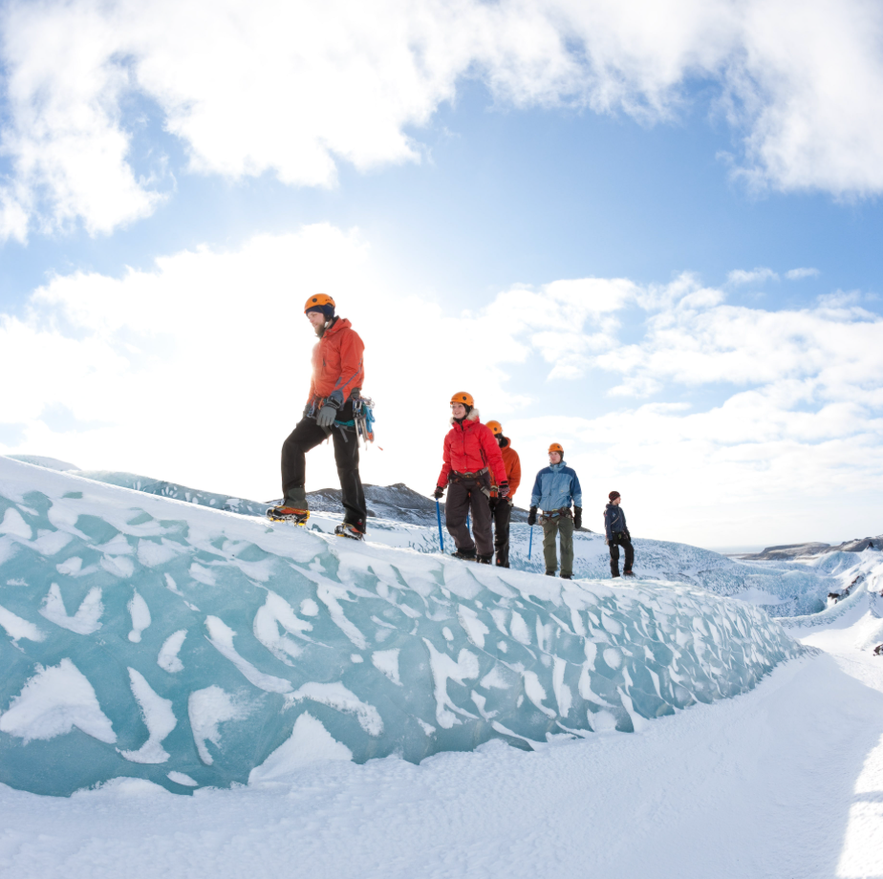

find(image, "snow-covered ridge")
[1,456,803,796]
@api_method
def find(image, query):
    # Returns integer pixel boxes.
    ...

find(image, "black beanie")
[609,491,620,501]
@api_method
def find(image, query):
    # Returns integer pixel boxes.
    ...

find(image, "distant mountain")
[736,535,883,560]
[290,482,534,525]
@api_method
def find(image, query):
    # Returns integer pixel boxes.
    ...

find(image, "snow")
[187,686,246,766]
[38,583,103,635]
[1,454,883,876]
[119,668,176,764]
[0,658,117,744]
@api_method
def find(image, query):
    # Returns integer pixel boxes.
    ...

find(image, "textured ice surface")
[301,515,842,618]
[1,457,803,796]
[33,464,848,617]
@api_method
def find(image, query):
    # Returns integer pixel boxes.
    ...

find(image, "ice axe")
[528,524,533,560]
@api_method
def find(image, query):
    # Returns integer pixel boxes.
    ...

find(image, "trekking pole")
[436,500,445,553]
[528,525,533,560]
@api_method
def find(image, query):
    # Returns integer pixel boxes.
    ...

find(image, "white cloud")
[786,267,820,280]
[2,226,882,546]
[727,267,779,286]
[596,273,883,399]
[0,0,164,237]
[4,0,883,239]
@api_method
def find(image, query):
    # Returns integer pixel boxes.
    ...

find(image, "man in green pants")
[527,443,583,579]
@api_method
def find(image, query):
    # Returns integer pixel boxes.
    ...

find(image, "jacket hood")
[325,316,351,334]
[450,407,481,426]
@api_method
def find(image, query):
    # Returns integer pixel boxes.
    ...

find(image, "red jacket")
[492,437,521,499]
[437,411,508,487]
[308,318,365,405]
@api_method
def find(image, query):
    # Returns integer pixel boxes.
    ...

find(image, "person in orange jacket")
[434,393,508,563]
[485,420,521,568]
[268,294,367,539]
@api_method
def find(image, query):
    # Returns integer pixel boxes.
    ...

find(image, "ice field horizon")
[1,454,879,798]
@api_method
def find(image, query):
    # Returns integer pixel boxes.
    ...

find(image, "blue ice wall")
[0,459,803,796]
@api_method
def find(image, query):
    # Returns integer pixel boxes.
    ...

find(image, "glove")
[316,391,343,428]
[316,405,337,427]
[499,481,510,498]
[527,506,537,526]
[573,506,582,530]
[433,486,445,499]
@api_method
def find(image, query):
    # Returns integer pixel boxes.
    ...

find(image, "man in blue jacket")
[528,443,582,578]
[604,491,634,578]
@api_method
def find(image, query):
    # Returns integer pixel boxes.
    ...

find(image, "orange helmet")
[450,392,474,407]
[486,420,503,436]
[548,443,564,455]
[304,293,336,314]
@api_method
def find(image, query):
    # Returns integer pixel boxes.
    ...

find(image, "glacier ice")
[0,456,805,796]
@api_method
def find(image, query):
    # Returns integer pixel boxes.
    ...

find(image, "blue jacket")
[530,461,582,511]
[604,503,628,540]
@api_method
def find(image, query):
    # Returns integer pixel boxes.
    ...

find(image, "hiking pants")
[281,416,367,527]
[542,513,574,577]
[446,472,493,557]
[608,532,634,577]
[489,497,512,567]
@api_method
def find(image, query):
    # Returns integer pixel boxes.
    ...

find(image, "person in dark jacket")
[528,443,582,578]
[604,491,634,578]
[267,294,367,539]
[434,393,508,563]
[485,420,521,568]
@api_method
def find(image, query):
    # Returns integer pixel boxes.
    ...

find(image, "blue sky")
[2,0,882,549]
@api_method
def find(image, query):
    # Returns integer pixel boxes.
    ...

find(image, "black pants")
[281,416,366,527]
[446,473,493,557]
[489,497,511,567]
[609,532,634,576]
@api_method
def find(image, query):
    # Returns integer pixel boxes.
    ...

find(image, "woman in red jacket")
[434,392,508,563]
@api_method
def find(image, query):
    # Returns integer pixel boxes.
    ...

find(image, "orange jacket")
[492,437,521,499]
[437,411,508,487]
[308,318,365,405]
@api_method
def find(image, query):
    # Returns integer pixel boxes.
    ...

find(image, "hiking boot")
[334,521,366,541]
[545,570,556,576]
[560,573,572,580]
[623,569,635,578]
[611,571,620,578]
[476,555,492,565]
[267,505,310,525]
[452,548,477,561]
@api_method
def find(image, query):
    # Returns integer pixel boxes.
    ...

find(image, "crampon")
[266,506,310,525]
[334,522,365,541]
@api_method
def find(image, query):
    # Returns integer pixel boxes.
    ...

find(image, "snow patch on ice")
[371,648,402,686]
[39,583,103,635]
[286,682,383,736]
[119,668,176,764]
[127,590,151,642]
[0,603,45,643]
[0,658,116,743]
[249,712,352,784]
[157,630,187,673]
[1,507,32,540]
[188,686,246,765]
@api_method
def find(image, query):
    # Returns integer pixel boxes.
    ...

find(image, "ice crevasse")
[0,457,803,795]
